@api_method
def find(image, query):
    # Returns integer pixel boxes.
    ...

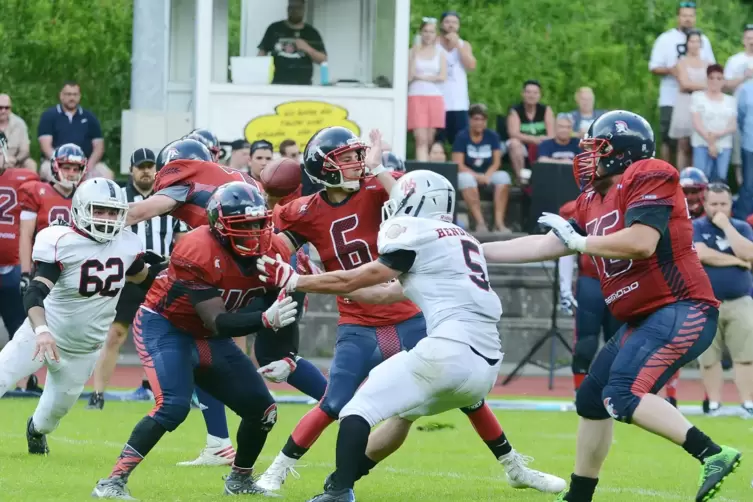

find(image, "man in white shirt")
[649,2,715,162]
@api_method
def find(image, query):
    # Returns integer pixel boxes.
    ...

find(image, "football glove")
[257,357,298,383]
[257,254,299,292]
[559,290,578,316]
[537,212,587,253]
[261,291,298,331]
[295,249,322,276]
[20,272,31,294]
[143,250,168,266]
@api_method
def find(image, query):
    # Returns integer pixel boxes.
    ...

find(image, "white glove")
[261,293,298,331]
[258,254,300,292]
[559,290,578,316]
[537,212,587,253]
[257,357,297,383]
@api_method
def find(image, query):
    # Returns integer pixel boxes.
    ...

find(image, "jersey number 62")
[79,258,125,297]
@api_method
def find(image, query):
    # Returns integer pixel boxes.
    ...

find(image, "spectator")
[569,87,605,138]
[257,0,326,86]
[452,104,511,233]
[436,10,476,146]
[408,18,446,162]
[735,78,753,218]
[279,138,300,160]
[506,80,554,181]
[693,183,753,417]
[669,29,711,169]
[249,139,273,181]
[429,141,447,162]
[723,24,753,174]
[649,2,715,163]
[536,114,581,164]
[0,94,36,172]
[226,139,251,172]
[690,64,736,182]
[37,80,113,181]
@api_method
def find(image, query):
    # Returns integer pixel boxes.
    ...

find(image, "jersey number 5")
[330,215,374,270]
[79,258,125,297]
[462,240,490,291]
[585,210,632,278]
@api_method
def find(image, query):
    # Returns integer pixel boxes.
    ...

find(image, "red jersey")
[278,184,303,207]
[0,169,40,266]
[559,200,598,279]
[154,160,260,229]
[18,181,73,234]
[275,175,421,326]
[144,226,291,338]
[572,159,718,322]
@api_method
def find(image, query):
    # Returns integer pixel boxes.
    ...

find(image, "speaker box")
[528,162,580,233]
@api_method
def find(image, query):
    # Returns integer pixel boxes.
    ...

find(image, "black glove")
[20,272,31,294]
[143,251,168,266]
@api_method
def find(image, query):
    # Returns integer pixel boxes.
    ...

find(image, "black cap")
[230,139,250,151]
[130,147,156,167]
[250,139,273,154]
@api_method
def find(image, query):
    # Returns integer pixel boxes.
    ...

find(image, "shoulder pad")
[623,158,679,183]
[378,216,438,254]
[32,226,75,264]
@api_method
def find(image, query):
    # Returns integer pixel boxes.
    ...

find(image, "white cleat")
[256,453,301,492]
[176,443,236,466]
[499,450,567,493]
[91,478,138,500]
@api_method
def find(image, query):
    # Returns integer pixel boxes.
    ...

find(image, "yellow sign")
[244,100,361,152]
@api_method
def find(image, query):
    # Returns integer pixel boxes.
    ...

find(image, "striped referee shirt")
[122,181,188,256]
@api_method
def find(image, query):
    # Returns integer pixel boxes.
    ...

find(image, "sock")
[565,473,599,502]
[141,379,151,391]
[462,403,512,457]
[196,387,229,439]
[682,426,722,463]
[109,416,167,480]
[356,453,378,480]
[335,416,371,489]
[665,371,679,399]
[286,358,328,401]
[573,373,586,391]
[285,405,335,458]
[233,418,269,470]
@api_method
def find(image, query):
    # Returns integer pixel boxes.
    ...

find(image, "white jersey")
[378,216,502,358]
[32,224,144,353]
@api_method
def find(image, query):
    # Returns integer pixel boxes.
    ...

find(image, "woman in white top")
[669,30,711,169]
[407,18,447,161]
[690,64,737,182]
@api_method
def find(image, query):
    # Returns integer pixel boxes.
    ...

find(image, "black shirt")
[258,21,326,85]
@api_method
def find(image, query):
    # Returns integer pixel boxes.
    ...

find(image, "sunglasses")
[679,1,696,8]
[0,106,10,110]
[707,181,731,193]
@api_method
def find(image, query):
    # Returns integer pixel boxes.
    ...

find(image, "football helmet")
[186,128,221,161]
[71,178,129,242]
[679,166,709,218]
[381,151,406,173]
[573,110,655,191]
[303,126,366,192]
[51,143,87,189]
[156,138,213,171]
[382,170,454,223]
[206,181,272,257]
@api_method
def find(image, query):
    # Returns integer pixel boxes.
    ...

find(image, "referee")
[87,148,188,410]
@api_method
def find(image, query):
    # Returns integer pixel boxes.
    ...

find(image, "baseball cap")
[130,147,156,167]
[230,139,250,151]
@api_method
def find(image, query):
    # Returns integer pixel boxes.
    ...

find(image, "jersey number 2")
[330,215,374,270]
[462,240,490,291]
[79,258,125,297]
[0,187,17,224]
[585,210,632,278]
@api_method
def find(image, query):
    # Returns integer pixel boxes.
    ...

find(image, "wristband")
[34,325,50,336]
[369,163,386,176]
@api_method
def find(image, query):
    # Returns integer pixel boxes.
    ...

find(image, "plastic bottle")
[320,62,329,86]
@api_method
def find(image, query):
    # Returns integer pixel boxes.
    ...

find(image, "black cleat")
[223,470,280,497]
[26,417,49,455]
[323,472,337,491]
[87,392,105,410]
[306,488,356,502]
[26,374,43,393]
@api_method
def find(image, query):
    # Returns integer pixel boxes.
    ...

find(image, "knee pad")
[152,398,191,432]
[260,403,277,432]
[601,383,640,424]
[459,400,484,415]
[575,377,611,421]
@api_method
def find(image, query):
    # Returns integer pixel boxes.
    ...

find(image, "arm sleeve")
[692,220,704,243]
[275,201,308,249]
[170,254,221,305]
[126,256,146,276]
[648,36,666,70]
[624,206,672,235]
[88,113,103,139]
[18,182,40,214]
[451,134,466,153]
[308,27,326,53]
[35,261,62,283]
[536,140,553,158]
[490,131,502,152]
[154,185,190,203]
[258,25,275,52]
[377,249,416,273]
[37,110,54,137]
[32,229,64,266]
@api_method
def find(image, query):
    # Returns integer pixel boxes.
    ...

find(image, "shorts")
[340,331,501,426]
[114,282,146,326]
[457,170,511,190]
[659,106,676,145]
[698,295,753,365]
[407,95,445,130]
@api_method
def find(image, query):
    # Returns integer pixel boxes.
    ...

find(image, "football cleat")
[499,450,567,493]
[223,470,280,497]
[26,417,49,455]
[87,392,105,410]
[695,446,741,502]
[176,442,235,466]
[91,477,137,500]
[256,453,300,491]
[306,488,356,502]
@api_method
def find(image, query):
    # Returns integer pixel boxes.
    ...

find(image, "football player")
[481,110,741,502]
[92,182,297,499]
[0,178,148,454]
[256,126,564,494]
[185,128,222,162]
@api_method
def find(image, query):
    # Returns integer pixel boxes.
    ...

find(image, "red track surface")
[31,365,741,402]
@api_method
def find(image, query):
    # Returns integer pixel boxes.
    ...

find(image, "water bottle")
[320,62,329,86]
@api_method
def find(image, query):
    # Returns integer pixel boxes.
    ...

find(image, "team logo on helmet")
[166,148,180,162]
[614,120,629,133]
[401,178,416,195]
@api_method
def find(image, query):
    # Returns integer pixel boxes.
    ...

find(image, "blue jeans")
[734,148,753,219]
[692,146,732,183]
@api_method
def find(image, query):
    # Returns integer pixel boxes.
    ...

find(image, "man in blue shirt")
[536,114,581,164]
[693,182,753,417]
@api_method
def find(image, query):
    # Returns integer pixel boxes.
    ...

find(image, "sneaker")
[128,386,153,402]
[91,477,137,500]
[223,470,280,497]
[741,402,753,419]
[707,402,722,417]
[87,392,105,410]
[256,453,300,491]
[499,450,567,493]
[176,440,235,466]
[26,417,49,455]
[695,445,741,502]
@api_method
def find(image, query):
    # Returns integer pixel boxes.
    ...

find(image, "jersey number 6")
[330,215,374,270]
[79,258,125,297]
[585,210,632,278]
[462,240,490,291]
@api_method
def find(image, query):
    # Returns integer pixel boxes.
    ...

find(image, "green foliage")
[0,0,133,167]
[409,0,752,133]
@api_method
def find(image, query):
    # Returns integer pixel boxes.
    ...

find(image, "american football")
[261,157,302,197]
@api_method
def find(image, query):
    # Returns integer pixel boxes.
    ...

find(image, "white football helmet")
[382,170,455,223]
[71,178,129,242]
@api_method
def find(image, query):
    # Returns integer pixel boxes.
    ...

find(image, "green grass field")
[0,398,751,501]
